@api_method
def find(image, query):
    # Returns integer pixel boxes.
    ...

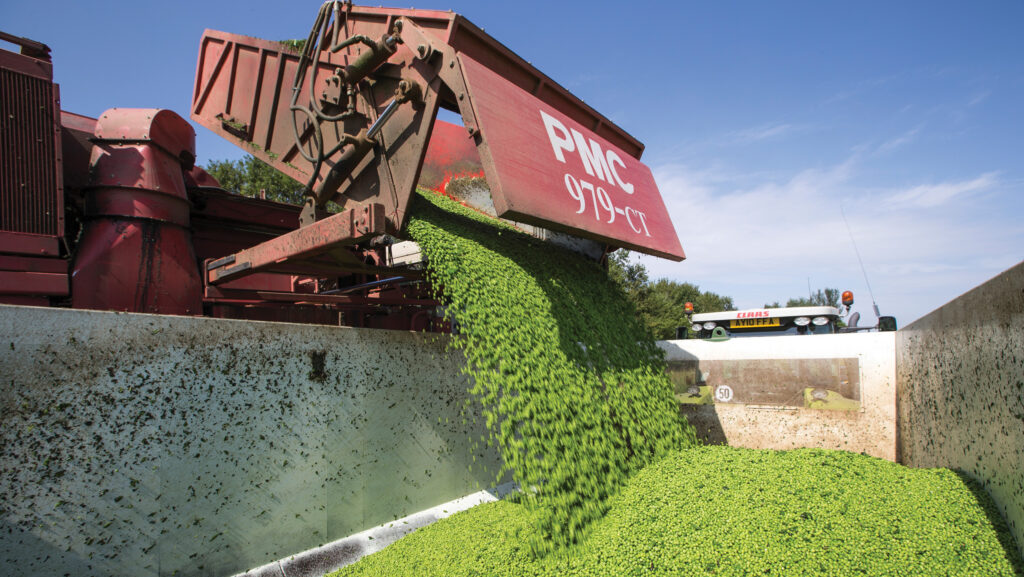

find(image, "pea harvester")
[0,2,684,329]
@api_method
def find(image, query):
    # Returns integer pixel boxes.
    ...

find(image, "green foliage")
[334,447,1023,576]
[279,38,306,54]
[606,249,649,297]
[607,250,734,339]
[767,287,842,309]
[204,155,306,205]
[404,191,697,552]
[765,287,846,328]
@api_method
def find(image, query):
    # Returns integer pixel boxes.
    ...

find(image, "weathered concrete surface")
[896,260,1024,558]
[660,333,897,460]
[0,305,500,577]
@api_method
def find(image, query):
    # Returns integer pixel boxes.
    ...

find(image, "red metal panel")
[216,273,296,293]
[71,219,201,314]
[0,254,67,274]
[206,204,387,284]
[207,303,341,325]
[0,230,59,256]
[458,55,685,261]
[189,187,301,263]
[193,196,298,229]
[192,31,311,186]
[92,108,195,166]
[204,286,437,307]
[60,111,98,192]
[0,270,68,296]
[446,15,644,160]
[0,47,63,240]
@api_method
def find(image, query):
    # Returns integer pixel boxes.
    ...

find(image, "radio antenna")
[841,203,881,319]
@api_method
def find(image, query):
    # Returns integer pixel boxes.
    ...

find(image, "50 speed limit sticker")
[714,385,734,403]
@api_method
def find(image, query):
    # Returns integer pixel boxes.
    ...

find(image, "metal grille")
[1,65,61,237]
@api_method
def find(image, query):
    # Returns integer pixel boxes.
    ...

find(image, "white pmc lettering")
[571,128,613,185]
[540,110,574,163]
[540,110,634,195]
[605,149,634,194]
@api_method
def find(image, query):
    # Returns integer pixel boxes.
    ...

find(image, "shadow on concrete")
[678,405,727,445]
[0,520,101,577]
[661,348,728,445]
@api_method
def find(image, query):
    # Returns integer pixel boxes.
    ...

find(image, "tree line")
[764,287,842,309]
[606,250,733,339]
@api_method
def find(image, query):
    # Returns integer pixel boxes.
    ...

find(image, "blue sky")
[3,1,1021,325]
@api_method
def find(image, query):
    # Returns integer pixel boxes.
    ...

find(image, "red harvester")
[0,3,684,330]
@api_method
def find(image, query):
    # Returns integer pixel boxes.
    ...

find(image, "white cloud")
[646,158,1021,325]
[729,123,794,144]
[967,90,991,107]
[875,126,921,154]
[884,172,998,209]
[659,123,806,158]
[821,72,905,106]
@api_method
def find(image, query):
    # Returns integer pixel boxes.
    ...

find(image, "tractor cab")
[679,290,897,339]
[686,306,843,339]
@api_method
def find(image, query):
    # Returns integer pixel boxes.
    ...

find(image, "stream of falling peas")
[405,189,698,552]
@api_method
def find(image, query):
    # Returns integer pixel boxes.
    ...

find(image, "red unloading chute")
[191,3,685,265]
[420,118,487,206]
[432,170,485,204]
[420,119,484,193]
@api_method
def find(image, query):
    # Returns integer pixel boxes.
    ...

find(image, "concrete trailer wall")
[0,306,499,577]
[659,333,898,461]
[896,261,1024,557]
